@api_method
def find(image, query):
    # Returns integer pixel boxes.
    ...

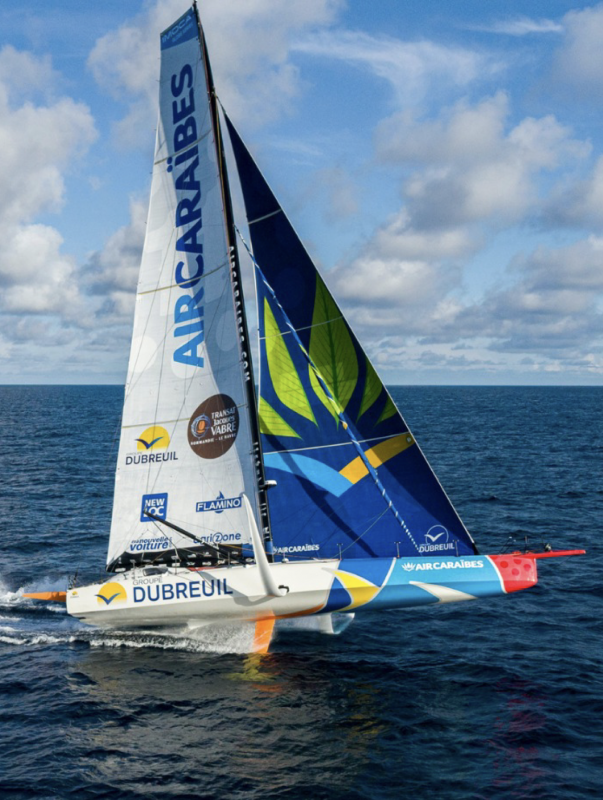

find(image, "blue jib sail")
[224,113,478,561]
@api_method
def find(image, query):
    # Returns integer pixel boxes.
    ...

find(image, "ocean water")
[0,385,601,800]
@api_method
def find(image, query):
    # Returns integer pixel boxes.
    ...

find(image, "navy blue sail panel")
[224,113,478,560]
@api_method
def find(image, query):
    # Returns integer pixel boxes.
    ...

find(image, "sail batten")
[225,111,478,561]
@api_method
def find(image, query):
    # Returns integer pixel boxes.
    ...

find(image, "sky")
[1,0,603,385]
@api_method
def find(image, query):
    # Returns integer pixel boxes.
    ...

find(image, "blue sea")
[0,385,601,800]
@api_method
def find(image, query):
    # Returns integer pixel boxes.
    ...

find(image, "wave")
[0,617,261,655]
[0,577,68,617]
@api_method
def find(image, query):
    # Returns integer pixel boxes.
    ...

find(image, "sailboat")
[26,4,584,653]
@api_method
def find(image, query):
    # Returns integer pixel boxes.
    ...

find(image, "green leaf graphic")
[377,394,398,425]
[264,298,315,424]
[259,397,300,438]
[308,277,358,421]
[358,355,383,421]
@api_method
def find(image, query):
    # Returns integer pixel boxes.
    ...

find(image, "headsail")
[224,114,478,561]
[107,8,265,571]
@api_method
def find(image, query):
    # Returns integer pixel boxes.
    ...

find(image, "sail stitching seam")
[136,259,229,295]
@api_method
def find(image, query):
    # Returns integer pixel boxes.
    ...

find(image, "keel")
[252,617,275,654]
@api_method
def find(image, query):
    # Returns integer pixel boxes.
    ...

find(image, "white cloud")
[376,93,588,230]
[330,207,468,339]
[84,196,147,321]
[545,155,603,229]
[302,166,359,221]
[468,18,563,36]
[553,4,603,98]
[0,46,96,321]
[330,233,603,380]
[293,30,497,103]
[0,46,58,99]
[88,0,344,147]
[0,225,81,316]
[86,197,146,295]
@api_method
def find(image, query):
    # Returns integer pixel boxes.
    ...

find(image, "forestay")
[107,9,261,571]
[225,114,478,561]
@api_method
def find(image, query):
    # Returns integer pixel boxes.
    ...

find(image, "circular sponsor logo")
[190,414,211,440]
[187,394,239,459]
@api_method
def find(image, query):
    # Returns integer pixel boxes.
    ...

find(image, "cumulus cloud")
[545,155,603,230]
[88,0,343,147]
[330,207,469,338]
[467,237,603,354]
[84,196,147,320]
[553,4,603,98]
[336,233,603,375]
[0,46,58,99]
[302,166,359,221]
[0,46,96,323]
[326,86,600,373]
[376,93,588,230]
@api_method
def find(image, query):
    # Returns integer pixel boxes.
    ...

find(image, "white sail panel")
[107,9,260,570]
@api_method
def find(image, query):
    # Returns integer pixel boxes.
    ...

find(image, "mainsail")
[224,114,478,561]
[107,8,266,571]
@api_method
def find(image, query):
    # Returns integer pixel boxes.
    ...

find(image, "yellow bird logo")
[96,582,127,607]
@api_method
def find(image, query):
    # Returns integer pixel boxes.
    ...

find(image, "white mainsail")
[107,9,261,570]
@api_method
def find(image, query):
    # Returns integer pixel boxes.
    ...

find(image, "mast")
[193,1,272,553]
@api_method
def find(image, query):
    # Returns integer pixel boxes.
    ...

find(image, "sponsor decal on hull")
[133,579,233,603]
[400,558,484,572]
[96,582,127,607]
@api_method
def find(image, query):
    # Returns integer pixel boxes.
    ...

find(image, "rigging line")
[147,518,186,561]
[210,89,269,542]
[259,316,345,340]
[338,505,390,557]
[235,225,421,555]
[273,483,389,555]
[264,433,400,455]
[248,208,282,226]
[153,128,211,165]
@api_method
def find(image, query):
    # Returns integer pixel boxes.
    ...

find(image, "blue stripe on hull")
[320,555,507,614]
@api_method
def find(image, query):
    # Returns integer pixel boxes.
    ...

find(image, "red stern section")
[490,549,585,594]
[490,555,538,593]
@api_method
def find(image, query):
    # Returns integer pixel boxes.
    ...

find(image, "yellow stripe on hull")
[332,570,380,611]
